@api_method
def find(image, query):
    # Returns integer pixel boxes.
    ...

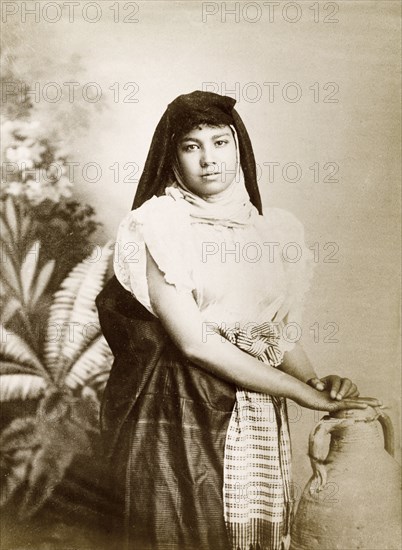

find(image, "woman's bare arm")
[280,342,318,383]
[145,247,378,412]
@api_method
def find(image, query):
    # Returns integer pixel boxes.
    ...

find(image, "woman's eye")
[183,144,198,152]
[215,140,228,147]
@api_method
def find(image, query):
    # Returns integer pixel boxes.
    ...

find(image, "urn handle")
[377,408,395,457]
[308,416,351,493]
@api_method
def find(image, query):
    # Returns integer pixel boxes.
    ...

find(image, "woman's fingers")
[335,378,353,400]
[346,383,359,397]
[334,396,382,410]
[327,376,341,399]
[306,392,381,412]
[337,400,368,410]
[354,396,383,406]
[307,377,325,391]
[323,376,361,400]
[309,376,373,405]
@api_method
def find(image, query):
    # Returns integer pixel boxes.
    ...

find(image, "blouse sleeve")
[263,207,315,351]
[114,195,197,317]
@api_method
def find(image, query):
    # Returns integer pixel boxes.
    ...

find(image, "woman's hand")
[307,375,360,400]
[295,385,381,412]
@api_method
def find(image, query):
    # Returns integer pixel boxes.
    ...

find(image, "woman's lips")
[202,172,221,178]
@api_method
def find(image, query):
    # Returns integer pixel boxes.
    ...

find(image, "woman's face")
[175,124,237,197]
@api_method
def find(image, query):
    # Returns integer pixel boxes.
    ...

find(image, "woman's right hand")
[295,386,382,412]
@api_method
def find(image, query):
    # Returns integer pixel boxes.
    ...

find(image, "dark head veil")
[132,90,262,214]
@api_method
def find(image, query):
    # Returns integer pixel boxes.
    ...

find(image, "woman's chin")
[198,179,233,196]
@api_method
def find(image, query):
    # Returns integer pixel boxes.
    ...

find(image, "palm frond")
[61,243,113,365]
[0,216,11,244]
[0,416,38,452]
[29,259,55,307]
[0,417,38,506]
[20,241,41,305]
[0,325,43,372]
[85,370,111,394]
[0,374,46,401]
[20,214,32,241]
[0,244,20,295]
[2,197,18,239]
[0,296,21,325]
[43,243,112,379]
[0,361,40,376]
[43,262,91,376]
[64,335,112,390]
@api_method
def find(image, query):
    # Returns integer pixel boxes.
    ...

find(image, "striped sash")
[219,322,293,550]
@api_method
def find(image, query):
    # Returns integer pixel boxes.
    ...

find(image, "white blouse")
[114,191,314,352]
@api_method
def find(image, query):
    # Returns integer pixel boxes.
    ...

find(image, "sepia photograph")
[0,1,401,549]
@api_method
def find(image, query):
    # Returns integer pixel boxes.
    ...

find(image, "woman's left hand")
[307,375,360,400]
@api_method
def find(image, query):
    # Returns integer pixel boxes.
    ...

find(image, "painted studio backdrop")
[1,1,400,548]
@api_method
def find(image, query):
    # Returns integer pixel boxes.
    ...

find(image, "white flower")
[6,146,35,169]
[54,145,71,161]
[24,171,73,205]
[21,120,42,139]
[25,139,46,162]
[42,184,60,203]
[1,117,76,205]
[0,119,20,151]
[5,140,46,171]
[25,179,46,205]
[5,181,24,197]
[55,176,73,199]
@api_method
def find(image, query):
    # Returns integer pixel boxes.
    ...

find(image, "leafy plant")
[0,49,113,532]
[1,114,100,293]
[0,243,113,519]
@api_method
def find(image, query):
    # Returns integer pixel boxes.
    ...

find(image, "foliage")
[1,48,107,141]
[1,118,100,290]
[0,48,113,525]
[0,244,113,519]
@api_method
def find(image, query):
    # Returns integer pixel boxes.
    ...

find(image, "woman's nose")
[200,146,216,166]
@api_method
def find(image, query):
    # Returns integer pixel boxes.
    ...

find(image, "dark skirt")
[96,277,236,550]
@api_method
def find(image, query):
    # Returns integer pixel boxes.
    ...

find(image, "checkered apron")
[219,321,293,550]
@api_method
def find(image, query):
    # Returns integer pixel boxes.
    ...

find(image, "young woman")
[96,91,379,550]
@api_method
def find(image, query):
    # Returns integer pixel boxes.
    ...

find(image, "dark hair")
[171,111,233,147]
